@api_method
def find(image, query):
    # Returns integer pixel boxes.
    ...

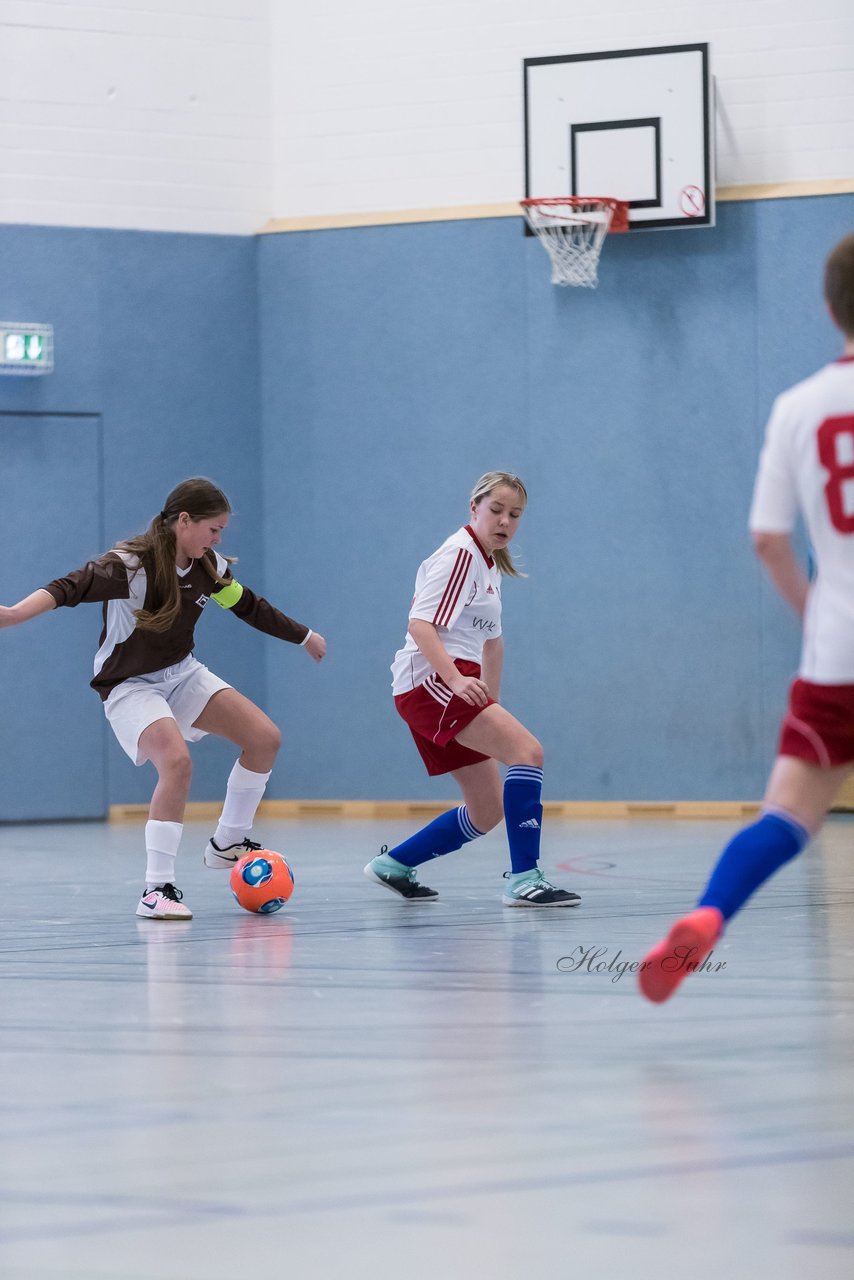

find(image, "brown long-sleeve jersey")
[43,549,309,701]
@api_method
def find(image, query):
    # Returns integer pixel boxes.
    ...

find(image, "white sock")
[145,820,183,889]
[213,761,271,849]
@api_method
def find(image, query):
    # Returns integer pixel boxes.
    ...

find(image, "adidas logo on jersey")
[519,818,540,829]
[487,585,495,594]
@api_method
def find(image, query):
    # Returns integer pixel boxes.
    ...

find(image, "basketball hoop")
[521,197,629,288]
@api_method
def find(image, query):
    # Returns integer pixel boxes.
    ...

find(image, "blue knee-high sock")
[504,765,544,874]
[387,806,485,868]
[697,811,810,921]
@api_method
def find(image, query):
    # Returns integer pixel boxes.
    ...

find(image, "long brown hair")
[115,477,232,633]
[470,471,528,577]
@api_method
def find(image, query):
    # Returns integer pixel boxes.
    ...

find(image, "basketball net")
[521,197,629,288]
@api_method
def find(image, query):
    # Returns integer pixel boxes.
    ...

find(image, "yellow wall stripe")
[259,179,854,235]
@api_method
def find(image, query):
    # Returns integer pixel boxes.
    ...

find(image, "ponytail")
[114,477,232,633]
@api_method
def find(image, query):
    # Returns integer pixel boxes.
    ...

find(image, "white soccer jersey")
[391,525,503,694]
[749,355,854,682]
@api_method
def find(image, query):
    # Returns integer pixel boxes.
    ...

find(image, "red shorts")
[394,660,495,776]
[778,678,854,767]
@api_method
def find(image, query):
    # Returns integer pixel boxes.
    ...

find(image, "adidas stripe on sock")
[697,809,810,921]
[387,805,485,869]
[504,765,544,874]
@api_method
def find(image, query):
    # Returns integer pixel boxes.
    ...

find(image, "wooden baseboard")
[109,799,765,823]
[833,773,854,810]
[109,802,225,823]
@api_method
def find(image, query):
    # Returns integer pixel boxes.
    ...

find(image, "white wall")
[0,0,851,233]
[270,0,854,218]
[0,0,271,234]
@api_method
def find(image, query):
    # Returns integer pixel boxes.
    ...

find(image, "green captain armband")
[211,580,244,609]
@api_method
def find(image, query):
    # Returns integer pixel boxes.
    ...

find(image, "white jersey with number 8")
[749,356,854,682]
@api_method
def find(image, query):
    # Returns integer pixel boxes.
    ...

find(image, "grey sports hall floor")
[1,815,852,1280]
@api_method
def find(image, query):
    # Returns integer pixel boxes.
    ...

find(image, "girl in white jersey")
[639,232,854,1003]
[365,472,580,908]
[0,477,326,920]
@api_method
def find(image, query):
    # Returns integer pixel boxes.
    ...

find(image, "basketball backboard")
[524,44,714,230]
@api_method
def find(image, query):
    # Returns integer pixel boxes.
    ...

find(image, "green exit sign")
[0,323,53,375]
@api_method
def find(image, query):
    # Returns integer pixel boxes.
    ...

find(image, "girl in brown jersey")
[0,477,326,919]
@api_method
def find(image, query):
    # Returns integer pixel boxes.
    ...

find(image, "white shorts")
[104,655,232,765]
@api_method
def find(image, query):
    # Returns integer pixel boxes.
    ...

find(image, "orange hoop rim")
[521,196,630,233]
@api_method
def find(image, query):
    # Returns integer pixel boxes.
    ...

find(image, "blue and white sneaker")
[363,847,438,902]
[502,868,581,908]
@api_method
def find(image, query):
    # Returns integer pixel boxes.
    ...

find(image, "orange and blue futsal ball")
[230,850,294,914]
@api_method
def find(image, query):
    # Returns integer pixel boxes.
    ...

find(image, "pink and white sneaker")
[135,883,193,921]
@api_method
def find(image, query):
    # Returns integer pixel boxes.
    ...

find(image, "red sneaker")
[638,907,724,1003]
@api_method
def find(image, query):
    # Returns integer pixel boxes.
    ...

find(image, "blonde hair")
[115,477,232,633]
[470,471,528,577]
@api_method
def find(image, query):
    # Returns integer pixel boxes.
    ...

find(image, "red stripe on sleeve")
[433,549,472,626]
[432,549,466,625]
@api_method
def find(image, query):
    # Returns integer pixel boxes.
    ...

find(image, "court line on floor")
[1,1141,852,1242]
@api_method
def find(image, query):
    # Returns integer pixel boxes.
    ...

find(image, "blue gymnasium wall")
[2,197,852,816]
[0,225,263,815]
[258,193,854,802]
